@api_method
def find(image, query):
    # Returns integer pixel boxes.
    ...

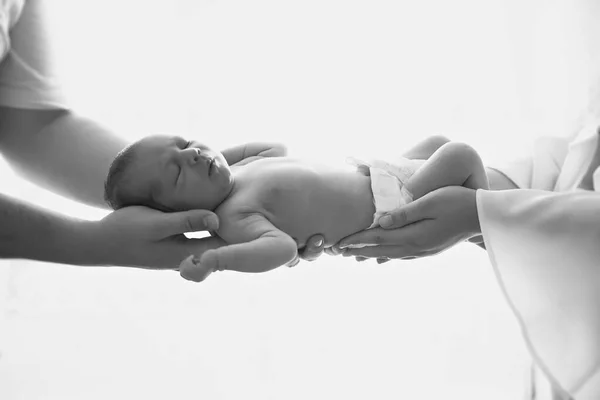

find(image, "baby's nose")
[184,147,201,163]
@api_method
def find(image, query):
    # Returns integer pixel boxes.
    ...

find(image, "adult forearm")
[0,191,227,269]
[0,107,128,209]
[467,168,519,249]
[0,192,103,266]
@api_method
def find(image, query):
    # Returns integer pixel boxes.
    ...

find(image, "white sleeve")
[478,132,600,398]
[0,0,67,109]
[489,136,570,191]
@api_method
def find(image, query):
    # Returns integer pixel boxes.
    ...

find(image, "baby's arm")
[181,214,297,282]
[221,142,287,167]
[404,142,489,201]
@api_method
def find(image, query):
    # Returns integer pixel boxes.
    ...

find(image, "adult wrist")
[0,192,112,266]
[79,219,130,267]
[60,219,110,267]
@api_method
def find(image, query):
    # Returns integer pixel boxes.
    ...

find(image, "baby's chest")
[238,167,319,210]
[217,181,324,246]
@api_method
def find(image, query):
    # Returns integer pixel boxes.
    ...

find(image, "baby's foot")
[179,253,217,282]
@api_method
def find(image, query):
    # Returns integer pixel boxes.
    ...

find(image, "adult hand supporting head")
[95,205,225,270]
[332,186,481,261]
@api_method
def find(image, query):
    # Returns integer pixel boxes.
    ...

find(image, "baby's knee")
[426,135,451,148]
[440,142,482,166]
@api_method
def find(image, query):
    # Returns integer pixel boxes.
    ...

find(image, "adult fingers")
[324,245,344,256]
[323,247,336,256]
[341,245,421,259]
[337,223,422,249]
[467,234,484,244]
[184,235,226,256]
[379,195,432,230]
[156,209,219,238]
[287,255,301,267]
[354,255,413,263]
[299,235,325,262]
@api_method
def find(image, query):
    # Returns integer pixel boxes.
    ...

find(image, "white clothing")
[479,118,600,400]
[346,156,420,229]
[0,0,66,109]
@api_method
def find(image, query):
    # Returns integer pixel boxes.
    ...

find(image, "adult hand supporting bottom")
[96,205,225,269]
[332,186,481,260]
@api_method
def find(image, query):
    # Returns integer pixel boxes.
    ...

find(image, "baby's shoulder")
[214,193,265,244]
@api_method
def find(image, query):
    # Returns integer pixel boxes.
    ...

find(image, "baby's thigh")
[433,142,482,173]
[404,142,484,198]
[427,142,487,189]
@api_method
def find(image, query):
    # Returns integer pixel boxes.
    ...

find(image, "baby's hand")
[298,235,325,262]
[179,251,219,282]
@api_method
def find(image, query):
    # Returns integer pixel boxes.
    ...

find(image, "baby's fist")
[179,252,218,282]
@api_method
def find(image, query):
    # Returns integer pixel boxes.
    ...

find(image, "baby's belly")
[261,175,375,248]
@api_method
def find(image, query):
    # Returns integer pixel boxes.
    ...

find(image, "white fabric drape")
[478,119,600,399]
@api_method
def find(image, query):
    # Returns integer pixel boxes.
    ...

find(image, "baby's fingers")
[299,235,325,262]
[179,254,216,282]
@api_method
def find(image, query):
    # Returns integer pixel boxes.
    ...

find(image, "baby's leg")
[402,135,451,160]
[404,142,489,201]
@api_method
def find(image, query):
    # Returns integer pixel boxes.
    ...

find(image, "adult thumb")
[158,209,219,237]
[379,198,425,229]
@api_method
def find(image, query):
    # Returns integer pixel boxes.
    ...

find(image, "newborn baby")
[104,135,488,281]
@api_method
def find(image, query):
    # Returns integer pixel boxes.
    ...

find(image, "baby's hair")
[104,142,170,212]
[104,143,140,210]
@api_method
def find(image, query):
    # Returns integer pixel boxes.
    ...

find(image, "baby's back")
[216,158,375,248]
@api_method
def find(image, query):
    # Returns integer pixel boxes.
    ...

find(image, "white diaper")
[347,156,421,231]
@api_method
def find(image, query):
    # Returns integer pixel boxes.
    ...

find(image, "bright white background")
[1,0,599,399]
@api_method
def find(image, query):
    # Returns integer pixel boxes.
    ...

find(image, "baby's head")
[104,135,234,212]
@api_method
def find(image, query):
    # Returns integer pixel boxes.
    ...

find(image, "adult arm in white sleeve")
[478,128,600,399]
[478,188,600,399]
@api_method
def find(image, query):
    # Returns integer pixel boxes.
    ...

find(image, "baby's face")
[132,135,234,211]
